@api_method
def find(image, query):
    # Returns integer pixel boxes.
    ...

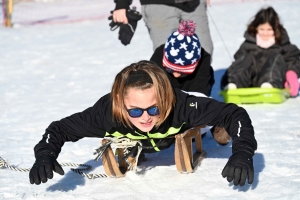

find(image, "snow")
[1,0,300,199]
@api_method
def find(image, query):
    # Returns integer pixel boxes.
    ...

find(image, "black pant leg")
[256,54,287,88]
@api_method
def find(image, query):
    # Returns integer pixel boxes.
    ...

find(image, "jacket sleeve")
[176,89,257,155]
[114,0,132,10]
[150,44,164,65]
[282,43,300,77]
[221,42,250,89]
[33,94,112,158]
[233,42,248,61]
[227,42,249,73]
[187,48,214,96]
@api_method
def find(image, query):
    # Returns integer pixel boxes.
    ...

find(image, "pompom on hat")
[163,20,201,74]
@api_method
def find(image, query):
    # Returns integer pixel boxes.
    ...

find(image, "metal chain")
[0,156,107,179]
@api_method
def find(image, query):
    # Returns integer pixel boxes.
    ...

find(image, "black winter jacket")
[114,0,200,12]
[150,44,214,96]
[33,88,257,158]
[232,30,300,77]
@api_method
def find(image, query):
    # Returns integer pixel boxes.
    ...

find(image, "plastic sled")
[220,88,290,104]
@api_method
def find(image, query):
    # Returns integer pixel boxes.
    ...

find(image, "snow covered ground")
[1,0,300,199]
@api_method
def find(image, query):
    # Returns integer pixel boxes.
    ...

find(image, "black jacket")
[233,30,300,77]
[150,44,214,96]
[33,88,257,157]
[115,0,200,12]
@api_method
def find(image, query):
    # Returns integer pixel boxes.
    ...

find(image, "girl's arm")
[33,94,112,157]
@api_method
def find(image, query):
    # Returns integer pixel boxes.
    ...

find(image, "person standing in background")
[112,0,214,56]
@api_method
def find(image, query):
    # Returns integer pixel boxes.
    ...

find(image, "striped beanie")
[163,20,201,74]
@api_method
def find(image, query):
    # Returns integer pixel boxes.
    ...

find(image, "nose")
[173,71,182,78]
[141,110,151,121]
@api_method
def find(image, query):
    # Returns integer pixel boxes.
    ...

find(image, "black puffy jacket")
[232,30,300,77]
[221,29,300,88]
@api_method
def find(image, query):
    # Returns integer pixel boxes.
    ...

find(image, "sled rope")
[0,138,143,179]
[207,9,233,62]
[0,156,107,179]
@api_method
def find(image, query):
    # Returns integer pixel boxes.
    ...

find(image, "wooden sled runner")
[174,126,207,173]
[101,139,128,178]
[101,126,207,177]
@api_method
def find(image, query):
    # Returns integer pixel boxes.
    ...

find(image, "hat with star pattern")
[163,20,201,74]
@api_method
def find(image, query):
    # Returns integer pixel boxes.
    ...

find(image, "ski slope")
[1,0,300,199]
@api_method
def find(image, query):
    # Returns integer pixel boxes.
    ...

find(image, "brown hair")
[247,6,285,44]
[111,60,176,128]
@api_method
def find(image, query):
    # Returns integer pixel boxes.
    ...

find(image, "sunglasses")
[126,105,160,118]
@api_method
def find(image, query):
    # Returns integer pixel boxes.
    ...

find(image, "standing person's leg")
[142,5,180,51]
[180,0,214,56]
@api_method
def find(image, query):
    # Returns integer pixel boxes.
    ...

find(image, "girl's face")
[257,23,274,41]
[124,87,160,132]
[164,65,188,78]
[172,71,188,78]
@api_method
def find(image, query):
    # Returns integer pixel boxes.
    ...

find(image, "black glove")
[221,151,254,186]
[29,150,64,185]
[108,8,142,46]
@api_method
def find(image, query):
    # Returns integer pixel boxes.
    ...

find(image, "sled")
[220,88,290,104]
[101,139,128,178]
[100,126,206,177]
[174,126,207,173]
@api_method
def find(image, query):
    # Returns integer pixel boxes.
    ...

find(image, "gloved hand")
[29,150,64,185]
[284,70,299,97]
[108,8,142,46]
[221,151,254,186]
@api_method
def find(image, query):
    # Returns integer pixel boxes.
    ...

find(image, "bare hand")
[207,0,211,6]
[113,9,128,24]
